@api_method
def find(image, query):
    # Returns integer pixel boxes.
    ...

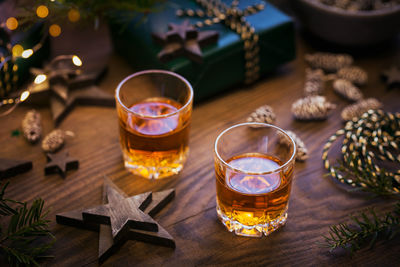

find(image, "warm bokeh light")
[20,91,30,102]
[12,44,24,57]
[34,74,47,84]
[49,24,61,37]
[6,17,18,30]
[22,49,33,58]
[36,5,49,18]
[72,55,82,66]
[68,9,80,22]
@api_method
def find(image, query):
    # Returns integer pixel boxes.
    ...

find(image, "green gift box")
[110,0,295,102]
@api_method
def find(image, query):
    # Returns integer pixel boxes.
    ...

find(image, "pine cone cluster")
[21,110,42,143]
[292,96,336,120]
[279,130,308,162]
[333,79,363,102]
[337,66,368,85]
[247,105,276,125]
[305,52,353,73]
[318,0,399,11]
[341,98,383,121]
[42,129,65,153]
[304,68,325,96]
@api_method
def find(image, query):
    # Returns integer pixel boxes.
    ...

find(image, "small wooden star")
[45,151,79,178]
[0,158,32,179]
[153,20,218,63]
[56,177,175,263]
[381,66,400,89]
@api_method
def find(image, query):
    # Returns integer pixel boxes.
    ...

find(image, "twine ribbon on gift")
[177,0,264,84]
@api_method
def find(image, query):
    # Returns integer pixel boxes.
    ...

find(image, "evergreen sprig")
[0,182,55,267]
[322,202,400,253]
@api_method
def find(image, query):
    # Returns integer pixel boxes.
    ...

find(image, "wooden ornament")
[56,177,175,263]
[381,66,400,89]
[44,151,79,178]
[0,158,32,179]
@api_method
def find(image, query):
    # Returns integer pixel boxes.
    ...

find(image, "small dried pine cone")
[247,105,276,126]
[42,129,65,153]
[291,96,336,120]
[22,109,42,143]
[341,98,383,121]
[279,130,308,162]
[337,66,368,85]
[304,68,325,96]
[305,52,353,73]
[333,79,363,102]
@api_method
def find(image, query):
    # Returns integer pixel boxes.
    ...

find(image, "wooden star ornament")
[381,66,400,89]
[45,151,79,178]
[56,177,175,263]
[0,158,32,179]
[153,20,218,63]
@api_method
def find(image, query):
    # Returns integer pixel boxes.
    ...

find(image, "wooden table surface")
[1,29,400,266]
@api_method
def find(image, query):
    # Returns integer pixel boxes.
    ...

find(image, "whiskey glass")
[214,122,296,237]
[115,70,193,179]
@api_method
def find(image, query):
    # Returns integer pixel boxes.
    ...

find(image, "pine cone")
[291,96,336,120]
[42,129,65,153]
[333,79,363,102]
[304,68,325,96]
[247,105,276,125]
[305,52,353,73]
[279,130,308,162]
[341,98,383,121]
[21,109,42,143]
[337,66,368,85]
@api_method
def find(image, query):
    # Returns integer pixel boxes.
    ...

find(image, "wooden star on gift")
[26,55,115,125]
[56,177,175,263]
[381,66,400,89]
[152,20,218,63]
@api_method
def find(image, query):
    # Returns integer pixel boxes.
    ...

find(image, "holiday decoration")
[291,96,336,120]
[110,0,295,101]
[45,151,79,178]
[333,79,363,102]
[304,68,325,96]
[341,98,382,121]
[26,55,114,125]
[152,20,218,63]
[247,105,276,125]
[381,65,400,89]
[0,182,54,266]
[56,177,175,263]
[41,129,65,153]
[322,109,400,195]
[0,158,32,179]
[337,66,368,86]
[21,109,42,143]
[305,52,353,73]
[279,130,308,162]
[317,0,400,11]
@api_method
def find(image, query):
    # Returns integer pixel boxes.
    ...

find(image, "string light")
[68,9,80,22]
[34,74,47,84]
[20,91,30,101]
[72,55,82,66]
[22,49,34,58]
[6,17,18,30]
[49,24,61,37]
[12,44,24,57]
[36,5,49,18]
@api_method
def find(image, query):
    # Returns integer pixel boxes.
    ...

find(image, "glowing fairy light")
[20,91,30,102]
[6,17,18,30]
[22,49,34,58]
[12,44,24,57]
[34,74,47,84]
[68,9,80,22]
[72,55,82,66]
[49,24,61,37]
[36,5,49,18]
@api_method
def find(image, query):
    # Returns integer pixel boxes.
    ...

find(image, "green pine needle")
[321,202,400,254]
[0,182,55,266]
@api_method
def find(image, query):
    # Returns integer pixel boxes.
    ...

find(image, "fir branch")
[0,183,55,267]
[321,202,400,254]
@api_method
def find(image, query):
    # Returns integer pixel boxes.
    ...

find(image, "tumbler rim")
[115,69,193,118]
[214,122,297,175]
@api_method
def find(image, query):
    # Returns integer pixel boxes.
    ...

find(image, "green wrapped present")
[110,0,295,102]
